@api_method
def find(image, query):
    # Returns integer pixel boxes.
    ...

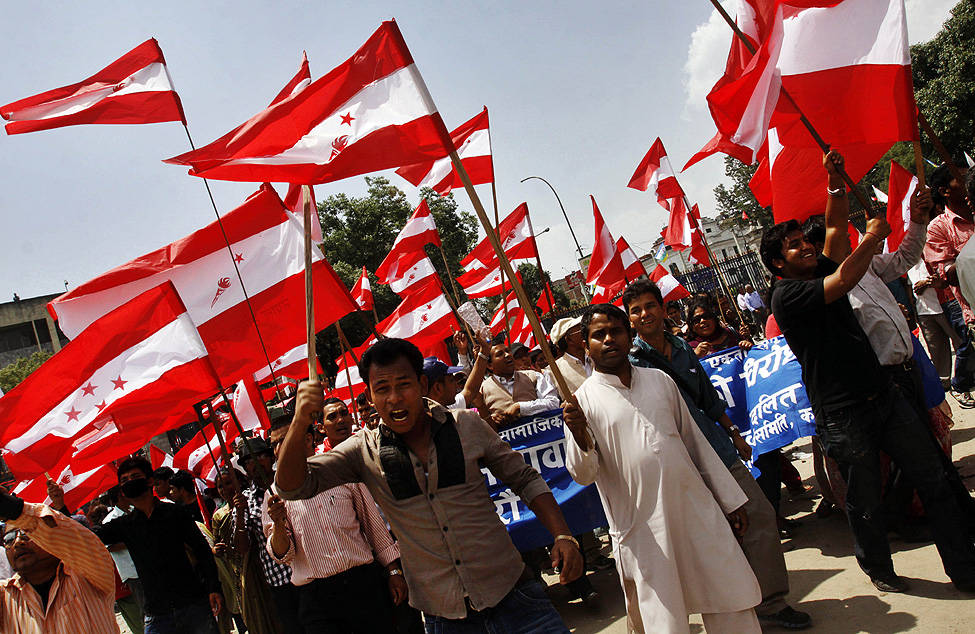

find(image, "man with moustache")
[562,304,761,634]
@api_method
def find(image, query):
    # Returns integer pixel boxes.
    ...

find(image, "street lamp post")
[521,176,591,302]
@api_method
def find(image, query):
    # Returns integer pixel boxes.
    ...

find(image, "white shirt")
[849,221,926,365]
[493,372,560,416]
[907,259,943,316]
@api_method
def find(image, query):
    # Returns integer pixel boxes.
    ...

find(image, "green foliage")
[314,177,478,368]
[516,263,572,312]
[0,351,53,393]
[911,0,975,158]
[713,156,775,231]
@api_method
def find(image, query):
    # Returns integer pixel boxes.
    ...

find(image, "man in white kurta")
[562,304,761,634]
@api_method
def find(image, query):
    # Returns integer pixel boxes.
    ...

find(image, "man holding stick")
[274,337,583,633]
[760,151,975,593]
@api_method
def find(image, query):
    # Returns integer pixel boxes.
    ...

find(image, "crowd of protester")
[2,152,975,634]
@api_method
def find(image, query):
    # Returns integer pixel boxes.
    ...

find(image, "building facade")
[0,293,68,368]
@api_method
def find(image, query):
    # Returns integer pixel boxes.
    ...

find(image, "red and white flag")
[150,445,175,471]
[687,204,712,266]
[884,160,918,253]
[254,343,323,383]
[649,264,691,303]
[232,376,272,434]
[335,350,367,403]
[283,184,324,243]
[617,236,647,282]
[376,199,441,283]
[49,185,357,383]
[13,463,118,513]
[627,138,686,205]
[457,266,522,299]
[692,0,918,223]
[352,266,374,311]
[166,22,453,185]
[462,203,537,270]
[490,292,521,336]
[378,283,458,345]
[536,285,555,316]
[0,283,222,479]
[2,39,185,135]
[270,51,312,107]
[173,425,223,484]
[586,197,625,303]
[388,252,440,295]
[396,107,494,195]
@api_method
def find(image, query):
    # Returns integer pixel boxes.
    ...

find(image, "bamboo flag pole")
[192,404,223,477]
[698,231,746,326]
[707,0,877,214]
[523,204,556,317]
[490,180,512,341]
[918,112,969,188]
[437,243,464,307]
[302,185,318,381]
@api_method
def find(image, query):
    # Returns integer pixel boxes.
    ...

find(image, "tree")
[0,351,52,393]
[911,0,975,158]
[713,156,775,231]
[313,177,478,370]
[516,263,571,313]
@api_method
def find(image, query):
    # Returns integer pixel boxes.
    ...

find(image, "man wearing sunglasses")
[0,485,118,633]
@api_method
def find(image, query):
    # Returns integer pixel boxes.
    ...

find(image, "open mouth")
[389,409,409,423]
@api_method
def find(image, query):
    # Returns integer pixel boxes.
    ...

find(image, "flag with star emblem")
[0,283,223,480]
[376,199,442,288]
[49,184,357,383]
[165,21,453,185]
[254,343,323,383]
[461,202,537,270]
[377,283,458,347]
[1,38,185,135]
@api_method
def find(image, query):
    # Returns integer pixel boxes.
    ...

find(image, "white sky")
[0,1,956,302]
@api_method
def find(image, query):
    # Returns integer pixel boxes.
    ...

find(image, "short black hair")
[967,168,975,201]
[930,160,965,207]
[801,214,826,247]
[169,470,196,494]
[152,466,175,481]
[621,279,663,311]
[269,414,293,433]
[685,296,718,324]
[117,456,153,483]
[760,220,801,276]
[358,338,423,387]
[356,392,370,407]
[323,397,345,409]
[581,303,631,341]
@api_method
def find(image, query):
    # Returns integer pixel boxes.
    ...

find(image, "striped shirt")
[261,483,399,587]
[1,503,119,634]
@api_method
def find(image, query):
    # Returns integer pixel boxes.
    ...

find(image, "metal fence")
[676,251,769,297]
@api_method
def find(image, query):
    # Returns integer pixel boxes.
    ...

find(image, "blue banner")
[701,336,818,462]
[485,409,607,551]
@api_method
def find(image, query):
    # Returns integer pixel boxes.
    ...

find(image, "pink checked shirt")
[924,207,975,323]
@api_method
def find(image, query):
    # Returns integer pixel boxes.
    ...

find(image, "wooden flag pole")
[192,404,223,476]
[302,186,318,380]
[450,150,575,405]
[334,322,362,426]
[913,140,927,189]
[437,243,465,307]
[523,204,557,315]
[490,180,512,342]
[918,111,969,188]
[707,0,876,214]
[698,232,746,326]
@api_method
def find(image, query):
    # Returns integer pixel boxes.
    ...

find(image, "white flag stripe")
[417,128,491,188]
[254,343,307,383]
[382,295,452,340]
[777,0,909,75]
[389,256,437,294]
[224,65,436,167]
[873,186,889,203]
[56,217,318,340]
[4,313,208,452]
[335,363,363,390]
[5,63,176,122]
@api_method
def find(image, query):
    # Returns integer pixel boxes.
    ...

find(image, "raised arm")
[275,379,324,493]
[823,215,893,304]
[1,493,115,597]
[822,150,853,263]
[872,187,933,282]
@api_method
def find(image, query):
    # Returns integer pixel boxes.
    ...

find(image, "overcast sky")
[0,1,956,303]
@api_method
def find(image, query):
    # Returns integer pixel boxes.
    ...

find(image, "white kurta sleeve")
[669,379,747,514]
[563,389,600,486]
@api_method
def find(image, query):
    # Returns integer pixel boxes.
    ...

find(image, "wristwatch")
[388,569,404,577]
[727,425,741,436]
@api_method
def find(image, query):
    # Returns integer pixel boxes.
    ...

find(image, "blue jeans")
[817,383,975,583]
[145,598,219,634]
[423,582,569,634]
[942,300,975,391]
